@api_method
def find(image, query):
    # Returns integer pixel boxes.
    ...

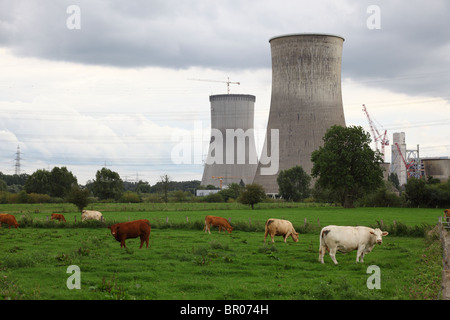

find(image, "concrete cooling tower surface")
[201,94,258,189]
[253,33,346,195]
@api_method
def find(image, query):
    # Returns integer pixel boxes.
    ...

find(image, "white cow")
[81,210,104,222]
[319,225,388,264]
[264,218,299,244]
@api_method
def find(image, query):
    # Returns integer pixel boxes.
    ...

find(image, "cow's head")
[292,232,299,242]
[445,209,450,217]
[226,227,233,234]
[371,228,388,244]
[108,224,119,236]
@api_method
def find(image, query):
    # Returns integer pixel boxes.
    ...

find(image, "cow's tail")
[319,228,330,256]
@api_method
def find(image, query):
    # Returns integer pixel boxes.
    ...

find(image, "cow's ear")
[382,231,389,236]
[370,231,375,235]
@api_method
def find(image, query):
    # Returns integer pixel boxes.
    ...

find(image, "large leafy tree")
[238,183,267,209]
[277,165,311,202]
[24,167,77,197]
[311,125,384,208]
[93,167,124,201]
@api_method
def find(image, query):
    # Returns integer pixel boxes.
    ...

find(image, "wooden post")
[166,216,169,224]
[304,218,307,227]
[186,216,189,223]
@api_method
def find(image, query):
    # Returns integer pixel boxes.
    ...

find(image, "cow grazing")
[108,219,151,249]
[81,210,104,222]
[51,213,66,222]
[0,214,19,229]
[319,225,388,264]
[264,218,299,244]
[445,209,450,222]
[203,215,233,234]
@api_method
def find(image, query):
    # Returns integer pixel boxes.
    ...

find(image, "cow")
[50,213,66,222]
[264,218,299,244]
[108,219,151,249]
[203,215,233,234]
[444,209,450,222]
[81,210,104,222]
[319,225,389,264]
[0,214,19,229]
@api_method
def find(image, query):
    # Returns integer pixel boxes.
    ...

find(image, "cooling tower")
[391,132,407,186]
[201,94,258,189]
[253,33,346,195]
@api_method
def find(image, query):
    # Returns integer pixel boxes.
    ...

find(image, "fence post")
[166,216,169,224]
[186,216,189,223]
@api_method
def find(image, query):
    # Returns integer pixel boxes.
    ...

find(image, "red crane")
[362,104,389,161]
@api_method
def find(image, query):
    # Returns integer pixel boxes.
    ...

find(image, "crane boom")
[362,104,389,161]
[188,77,240,94]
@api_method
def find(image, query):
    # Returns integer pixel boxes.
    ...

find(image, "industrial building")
[253,33,346,195]
[201,94,258,189]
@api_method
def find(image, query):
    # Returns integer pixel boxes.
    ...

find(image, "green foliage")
[404,177,450,208]
[311,125,384,208]
[25,167,77,198]
[277,165,311,202]
[67,185,91,211]
[93,168,124,201]
[238,183,267,209]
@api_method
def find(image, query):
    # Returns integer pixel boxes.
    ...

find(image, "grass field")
[0,203,445,300]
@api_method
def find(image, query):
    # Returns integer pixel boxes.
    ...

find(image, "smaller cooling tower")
[201,94,258,189]
[391,132,407,186]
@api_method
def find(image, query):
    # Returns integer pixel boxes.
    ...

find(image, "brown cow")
[0,214,19,229]
[51,213,66,222]
[444,209,450,222]
[108,219,151,249]
[203,215,233,234]
[264,218,299,244]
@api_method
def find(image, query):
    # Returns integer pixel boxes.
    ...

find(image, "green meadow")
[0,203,444,300]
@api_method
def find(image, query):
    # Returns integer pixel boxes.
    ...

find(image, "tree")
[92,167,124,201]
[311,125,384,208]
[24,167,77,198]
[277,165,311,201]
[48,167,77,198]
[238,183,267,209]
[68,185,90,211]
[159,174,171,203]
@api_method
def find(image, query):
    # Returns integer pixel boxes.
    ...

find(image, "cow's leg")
[356,246,365,263]
[319,245,327,264]
[329,247,338,265]
[271,234,275,244]
[121,239,126,248]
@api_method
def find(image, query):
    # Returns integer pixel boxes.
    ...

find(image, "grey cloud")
[1,0,449,98]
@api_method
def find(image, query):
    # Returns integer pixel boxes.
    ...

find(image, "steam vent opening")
[253,33,346,195]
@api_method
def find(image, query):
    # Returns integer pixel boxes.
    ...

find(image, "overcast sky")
[1,0,449,185]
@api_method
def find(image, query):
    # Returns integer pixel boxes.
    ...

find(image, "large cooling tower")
[201,94,258,189]
[253,33,346,195]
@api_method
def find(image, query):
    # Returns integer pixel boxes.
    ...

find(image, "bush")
[119,191,141,203]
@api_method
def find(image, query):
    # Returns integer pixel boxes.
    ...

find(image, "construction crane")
[394,142,417,178]
[188,77,240,94]
[362,104,389,161]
